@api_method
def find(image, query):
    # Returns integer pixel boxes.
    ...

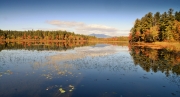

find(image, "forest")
[0,30,97,41]
[129,8,180,42]
[0,29,129,42]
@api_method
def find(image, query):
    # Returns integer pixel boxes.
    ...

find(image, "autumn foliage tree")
[129,8,180,42]
[0,30,96,41]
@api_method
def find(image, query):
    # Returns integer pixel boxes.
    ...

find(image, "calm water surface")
[0,43,180,97]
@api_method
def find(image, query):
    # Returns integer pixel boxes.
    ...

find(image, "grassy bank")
[131,42,180,51]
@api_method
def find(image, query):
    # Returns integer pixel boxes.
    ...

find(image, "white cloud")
[46,20,85,27]
[46,20,129,36]
[22,27,67,31]
[76,24,118,32]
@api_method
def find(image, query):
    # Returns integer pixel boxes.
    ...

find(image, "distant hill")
[89,33,111,38]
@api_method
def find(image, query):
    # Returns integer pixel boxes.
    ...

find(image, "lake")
[0,42,180,97]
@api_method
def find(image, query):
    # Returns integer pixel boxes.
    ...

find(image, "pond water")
[0,42,180,97]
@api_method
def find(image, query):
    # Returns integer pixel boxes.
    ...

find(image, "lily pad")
[59,88,66,93]
[69,85,75,89]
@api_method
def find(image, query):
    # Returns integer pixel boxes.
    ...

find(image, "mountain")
[89,33,111,38]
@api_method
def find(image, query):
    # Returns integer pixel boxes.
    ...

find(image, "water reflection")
[129,46,180,76]
[129,46,180,91]
[29,44,131,81]
[0,41,96,51]
[0,42,180,97]
[0,49,80,97]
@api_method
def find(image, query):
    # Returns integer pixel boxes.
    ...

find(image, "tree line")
[0,30,96,41]
[0,29,130,42]
[129,8,180,42]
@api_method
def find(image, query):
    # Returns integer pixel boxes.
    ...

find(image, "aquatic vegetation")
[45,84,75,95]
[69,85,74,90]
[42,74,53,79]
[0,70,13,77]
[59,88,66,93]
[58,85,75,93]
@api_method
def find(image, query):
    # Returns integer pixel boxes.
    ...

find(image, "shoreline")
[0,39,129,43]
[130,42,180,51]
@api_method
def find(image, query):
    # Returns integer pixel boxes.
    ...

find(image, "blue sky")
[0,0,180,36]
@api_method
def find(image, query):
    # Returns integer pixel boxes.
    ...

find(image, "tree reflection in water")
[129,45,180,87]
[0,41,96,52]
